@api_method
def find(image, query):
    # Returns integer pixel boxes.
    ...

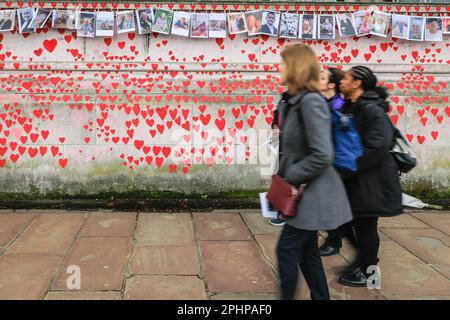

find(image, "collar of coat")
[281,90,311,106]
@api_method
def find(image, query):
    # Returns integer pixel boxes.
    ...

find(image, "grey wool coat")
[276,90,353,231]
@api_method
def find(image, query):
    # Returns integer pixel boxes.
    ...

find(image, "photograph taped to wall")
[208,13,226,38]
[392,14,409,39]
[0,10,15,32]
[318,14,335,40]
[116,10,135,34]
[227,12,247,34]
[299,14,316,39]
[279,13,299,39]
[370,11,390,37]
[425,17,443,41]
[152,8,173,34]
[136,8,153,34]
[95,11,114,37]
[408,16,425,41]
[443,17,450,34]
[245,10,262,36]
[171,11,190,37]
[191,13,209,38]
[353,10,371,36]
[336,13,357,37]
[261,10,280,36]
[18,8,36,33]
[30,9,52,29]
[77,11,95,38]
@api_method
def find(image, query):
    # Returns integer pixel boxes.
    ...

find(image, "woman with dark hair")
[338,66,403,287]
[275,44,352,300]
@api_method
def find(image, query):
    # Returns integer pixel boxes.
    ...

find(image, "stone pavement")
[0,209,449,300]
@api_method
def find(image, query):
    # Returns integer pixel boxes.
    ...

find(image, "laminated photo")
[261,10,280,36]
[171,11,190,37]
[425,17,443,41]
[353,10,371,36]
[136,9,153,34]
[318,14,335,40]
[0,10,15,32]
[336,13,357,37]
[30,9,52,29]
[245,10,262,36]
[443,17,450,34]
[18,8,36,33]
[116,10,135,34]
[299,14,316,39]
[152,8,173,34]
[76,11,95,38]
[392,14,409,39]
[408,16,425,41]
[95,11,114,37]
[279,13,299,39]
[227,12,247,35]
[190,13,208,38]
[208,13,226,38]
[370,11,390,37]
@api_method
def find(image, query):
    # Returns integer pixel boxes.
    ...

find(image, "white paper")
[259,192,279,219]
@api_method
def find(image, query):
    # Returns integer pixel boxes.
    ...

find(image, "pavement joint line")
[0,213,39,257]
[410,213,450,236]
[119,211,140,300]
[45,212,90,299]
[191,212,214,300]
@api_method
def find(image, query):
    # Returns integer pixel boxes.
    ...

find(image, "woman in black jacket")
[338,66,403,287]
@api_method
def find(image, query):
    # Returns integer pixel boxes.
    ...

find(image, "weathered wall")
[0,2,449,199]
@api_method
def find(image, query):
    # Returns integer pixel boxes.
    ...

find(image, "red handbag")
[267,174,308,218]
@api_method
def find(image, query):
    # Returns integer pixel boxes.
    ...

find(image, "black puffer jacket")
[341,90,403,217]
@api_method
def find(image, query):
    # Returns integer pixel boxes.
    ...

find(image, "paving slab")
[210,293,278,300]
[379,214,430,229]
[52,237,132,291]
[240,212,282,236]
[135,213,195,246]
[412,212,450,235]
[0,213,35,248]
[381,228,450,278]
[6,213,85,255]
[194,212,252,241]
[381,293,450,300]
[254,234,278,268]
[377,240,450,295]
[124,275,207,300]
[45,291,121,300]
[79,213,136,237]
[200,241,278,293]
[130,246,200,275]
[0,254,62,299]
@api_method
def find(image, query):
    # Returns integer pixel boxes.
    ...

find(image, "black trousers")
[325,221,358,249]
[353,217,380,274]
[276,224,330,300]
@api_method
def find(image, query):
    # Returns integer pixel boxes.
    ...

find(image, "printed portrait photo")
[261,10,280,36]
[370,11,390,37]
[116,11,135,34]
[279,13,299,39]
[208,13,226,38]
[392,14,409,39]
[227,12,247,35]
[171,11,190,37]
[299,14,316,39]
[95,11,114,37]
[245,10,262,36]
[425,17,443,41]
[336,13,357,37]
[443,17,450,34]
[18,8,36,33]
[408,16,425,41]
[152,8,173,34]
[190,13,208,38]
[353,10,372,36]
[318,14,335,40]
[30,9,52,29]
[136,9,153,34]
[76,11,95,38]
[0,10,15,32]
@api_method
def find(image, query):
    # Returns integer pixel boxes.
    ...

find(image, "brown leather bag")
[267,174,308,218]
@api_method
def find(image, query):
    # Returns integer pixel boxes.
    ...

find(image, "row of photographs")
[0,8,449,41]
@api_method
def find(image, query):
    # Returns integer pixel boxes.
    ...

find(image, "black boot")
[338,270,368,287]
[319,244,340,257]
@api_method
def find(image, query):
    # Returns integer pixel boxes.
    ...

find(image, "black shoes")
[338,269,368,287]
[319,244,340,257]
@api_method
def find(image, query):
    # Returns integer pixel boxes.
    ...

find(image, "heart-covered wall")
[0,2,448,198]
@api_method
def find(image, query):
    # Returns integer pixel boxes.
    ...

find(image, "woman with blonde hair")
[274,44,352,300]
